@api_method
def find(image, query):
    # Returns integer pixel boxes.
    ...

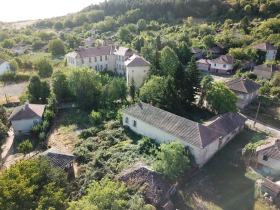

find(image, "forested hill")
[82,0,280,21]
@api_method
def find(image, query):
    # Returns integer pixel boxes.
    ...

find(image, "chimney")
[23,101,29,110]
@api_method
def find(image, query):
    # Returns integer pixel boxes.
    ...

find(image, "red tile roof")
[224,77,261,94]
[9,103,45,121]
[251,42,277,51]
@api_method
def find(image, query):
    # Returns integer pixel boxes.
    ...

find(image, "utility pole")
[253,101,261,127]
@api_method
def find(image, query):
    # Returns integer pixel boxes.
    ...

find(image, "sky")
[0,0,104,22]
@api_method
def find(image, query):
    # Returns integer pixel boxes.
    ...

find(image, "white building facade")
[209,55,234,74]
[0,59,10,75]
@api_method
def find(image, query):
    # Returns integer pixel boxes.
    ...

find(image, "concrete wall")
[266,50,277,61]
[0,61,10,75]
[210,62,233,71]
[197,63,210,71]
[258,155,280,171]
[126,66,149,88]
[254,69,272,80]
[236,90,258,109]
[11,118,42,135]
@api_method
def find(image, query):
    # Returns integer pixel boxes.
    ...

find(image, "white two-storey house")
[209,55,235,74]
[251,42,277,61]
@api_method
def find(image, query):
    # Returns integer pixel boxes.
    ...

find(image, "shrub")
[78,127,100,139]
[44,109,55,122]
[42,120,50,132]
[30,124,42,136]
[90,111,102,125]
[39,132,46,141]
[271,86,280,99]
[138,137,158,156]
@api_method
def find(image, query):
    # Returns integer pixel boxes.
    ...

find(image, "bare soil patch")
[0,82,28,103]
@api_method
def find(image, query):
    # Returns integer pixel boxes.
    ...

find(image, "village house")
[66,46,150,87]
[251,42,277,61]
[209,55,235,74]
[124,54,150,87]
[8,102,45,135]
[225,77,260,109]
[254,64,280,80]
[196,59,210,72]
[208,46,221,58]
[122,102,246,167]
[261,178,280,200]
[256,139,280,172]
[0,58,10,75]
[190,47,203,59]
[119,165,176,210]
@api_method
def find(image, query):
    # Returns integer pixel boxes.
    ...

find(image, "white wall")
[210,62,233,70]
[0,61,10,75]
[197,63,210,71]
[11,118,42,135]
[126,66,149,88]
[258,155,280,170]
[266,50,277,61]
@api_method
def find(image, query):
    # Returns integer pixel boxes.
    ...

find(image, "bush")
[30,124,42,136]
[271,86,280,99]
[90,111,102,125]
[39,132,46,141]
[43,109,55,122]
[42,120,50,132]
[78,127,100,139]
[138,137,158,156]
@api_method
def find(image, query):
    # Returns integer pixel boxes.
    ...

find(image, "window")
[89,57,91,63]
[214,63,216,66]
[223,64,226,68]
[125,117,129,123]
[95,65,97,70]
[95,57,97,62]
[105,64,108,69]
[105,55,108,61]
[133,120,137,127]
[263,155,268,161]
[100,65,103,70]
[81,58,84,64]
[100,56,102,61]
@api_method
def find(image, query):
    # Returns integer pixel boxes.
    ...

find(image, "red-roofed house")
[209,55,235,74]
[225,78,261,109]
[9,102,45,135]
[124,54,150,88]
[251,42,277,61]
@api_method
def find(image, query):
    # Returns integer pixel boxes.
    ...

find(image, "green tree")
[0,157,68,210]
[153,142,190,180]
[68,178,129,210]
[206,83,238,114]
[48,39,66,56]
[129,78,136,102]
[175,41,192,65]
[40,81,51,103]
[68,67,101,110]
[17,139,33,156]
[201,35,214,49]
[0,121,8,154]
[270,71,280,87]
[9,59,19,72]
[27,75,42,103]
[185,58,201,103]
[2,39,15,49]
[36,58,53,78]
[160,46,179,76]
[137,19,147,32]
[117,27,131,43]
[198,75,213,107]
[52,71,71,100]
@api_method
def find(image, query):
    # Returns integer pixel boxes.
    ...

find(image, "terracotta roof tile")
[9,103,45,121]
[225,77,260,94]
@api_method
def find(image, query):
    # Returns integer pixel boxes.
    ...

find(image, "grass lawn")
[47,108,91,153]
[172,129,271,210]
[29,52,51,61]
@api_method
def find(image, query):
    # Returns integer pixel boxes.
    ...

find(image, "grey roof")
[211,55,234,64]
[208,47,221,54]
[254,64,280,72]
[122,103,223,149]
[9,103,45,121]
[225,77,260,94]
[261,178,280,194]
[191,47,203,54]
[256,139,280,161]
[124,54,150,67]
[0,58,7,65]
[113,46,136,57]
[196,59,210,65]
[251,42,277,51]
[42,147,75,169]
[207,112,246,135]
[66,46,113,58]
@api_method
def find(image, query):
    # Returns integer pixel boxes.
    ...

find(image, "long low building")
[66,46,150,87]
[122,102,246,167]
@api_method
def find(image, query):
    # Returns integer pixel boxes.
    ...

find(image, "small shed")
[261,178,280,199]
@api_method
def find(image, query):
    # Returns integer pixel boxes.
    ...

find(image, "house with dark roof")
[254,64,280,80]
[66,46,149,87]
[9,102,45,135]
[196,59,210,71]
[225,78,261,109]
[261,178,280,199]
[251,42,277,61]
[256,139,280,172]
[190,47,203,59]
[119,166,176,209]
[209,55,235,74]
[0,58,10,75]
[124,54,150,88]
[122,103,246,167]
